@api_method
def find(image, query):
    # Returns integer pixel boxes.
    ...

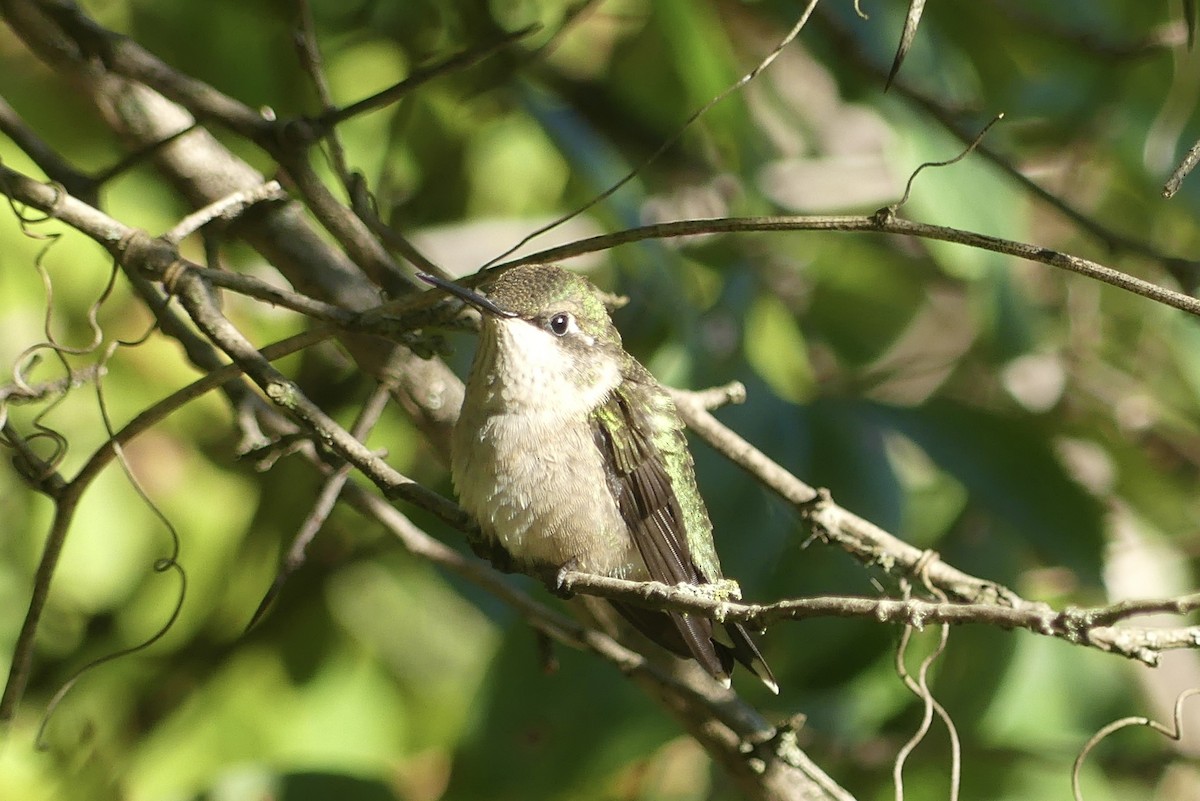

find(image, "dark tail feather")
[611,602,730,686]
[717,622,779,694]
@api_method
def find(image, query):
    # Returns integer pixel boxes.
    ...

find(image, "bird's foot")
[548,558,582,599]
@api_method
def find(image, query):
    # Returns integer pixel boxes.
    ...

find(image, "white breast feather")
[452,318,644,578]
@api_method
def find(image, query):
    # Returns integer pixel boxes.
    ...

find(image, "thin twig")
[290,0,352,183]
[307,25,540,136]
[892,114,1005,210]
[1163,136,1200,198]
[165,181,286,243]
[0,438,76,725]
[274,150,411,294]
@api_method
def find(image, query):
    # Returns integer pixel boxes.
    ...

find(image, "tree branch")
[505,213,1200,319]
[666,386,1032,608]
[559,572,1200,666]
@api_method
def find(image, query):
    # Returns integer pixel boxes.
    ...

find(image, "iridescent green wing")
[592,366,778,693]
[591,373,727,680]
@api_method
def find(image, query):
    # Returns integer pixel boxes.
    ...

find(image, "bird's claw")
[549,558,582,598]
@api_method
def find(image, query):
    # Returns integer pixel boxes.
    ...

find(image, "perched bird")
[420,264,776,692]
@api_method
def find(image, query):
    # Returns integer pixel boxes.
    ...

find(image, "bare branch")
[0,428,76,724]
[559,572,1200,666]
[1164,136,1200,198]
[506,214,1200,319]
[164,181,287,243]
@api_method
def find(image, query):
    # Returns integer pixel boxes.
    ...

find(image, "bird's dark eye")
[548,312,572,336]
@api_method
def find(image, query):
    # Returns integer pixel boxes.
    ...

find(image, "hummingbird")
[419,264,777,693]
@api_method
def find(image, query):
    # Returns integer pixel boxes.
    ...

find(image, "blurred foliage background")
[3,0,1200,799]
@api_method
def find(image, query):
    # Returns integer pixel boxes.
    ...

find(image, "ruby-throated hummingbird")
[420,264,777,693]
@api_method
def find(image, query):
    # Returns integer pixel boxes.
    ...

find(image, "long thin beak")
[417,272,517,318]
